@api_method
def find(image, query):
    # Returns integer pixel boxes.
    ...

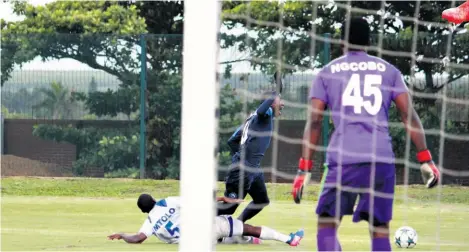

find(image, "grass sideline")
[2,177,469,251]
[2,176,469,203]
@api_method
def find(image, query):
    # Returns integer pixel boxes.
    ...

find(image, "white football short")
[214,215,244,240]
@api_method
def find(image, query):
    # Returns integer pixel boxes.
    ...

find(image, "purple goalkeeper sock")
[372,237,391,251]
[317,227,342,251]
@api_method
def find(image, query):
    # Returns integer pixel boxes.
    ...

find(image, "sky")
[0,0,253,72]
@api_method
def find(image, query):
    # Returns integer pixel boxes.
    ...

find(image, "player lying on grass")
[291,17,440,251]
[218,85,284,222]
[107,193,304,246]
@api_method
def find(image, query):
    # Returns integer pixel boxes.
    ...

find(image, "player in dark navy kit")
[218,91,284,222]
[291,17,440,251]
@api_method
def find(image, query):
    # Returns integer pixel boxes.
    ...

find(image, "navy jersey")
[227,97,276,169]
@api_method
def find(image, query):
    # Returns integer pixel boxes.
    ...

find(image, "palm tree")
[34,81,73,119]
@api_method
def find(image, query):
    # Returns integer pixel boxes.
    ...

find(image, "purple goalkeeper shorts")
[315,163,395,224]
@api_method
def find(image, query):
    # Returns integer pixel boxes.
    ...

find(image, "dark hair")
[137,193,156,213]
[341,17,370,48]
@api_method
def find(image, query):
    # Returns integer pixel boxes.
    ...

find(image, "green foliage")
[150,156,180,180]
[31,81,252,179]
[2,87,48,118]
[3,1,467,181]
[221,1,469,159]
[222,1,469,91]
[1,1,187,179]
[97,135,140,171]
[72,86,139,119]
[221,1,381,73]
[1,105,29,119]
[446,120,469,134]
[33,124,107,147]
[34,81,76,119]
[1,1,147,85]
[32,123,138,175]
[88,77,98,93]
[104,167,140,179]
[82,114,98,120]
[217,151,233,168]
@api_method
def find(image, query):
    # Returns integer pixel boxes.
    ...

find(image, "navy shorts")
[224,167,269,203]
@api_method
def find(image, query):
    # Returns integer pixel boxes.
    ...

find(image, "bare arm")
[394,92,440,188]
[394,93,427,152]
[216,196,243,204]
[302,99,326,161]
[108,233,147,244]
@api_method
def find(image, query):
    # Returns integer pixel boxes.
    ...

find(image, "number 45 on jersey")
[342,74,383,115]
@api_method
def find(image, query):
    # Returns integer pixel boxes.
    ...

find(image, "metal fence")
[3,71,469,121]
[2,34,469,122]
[1,33,469,180]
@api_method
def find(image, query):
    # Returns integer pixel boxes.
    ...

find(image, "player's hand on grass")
[107,233,123,240]
[417,149,440,189]
[292,158,313,204]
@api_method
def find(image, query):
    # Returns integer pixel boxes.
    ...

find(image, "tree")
[1,105,29,119]
[0,1,185,177]
[221,1,469,166]
[1,87,43,117]
[1,1,147,85]
[88,77,98,93]
[4,1,467,178]
[221,1,469,95]
[34,81,74,119]
[0,1,243,178]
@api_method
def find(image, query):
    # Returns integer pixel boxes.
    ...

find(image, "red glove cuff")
[417,149,432,163]
[299,158,313,171]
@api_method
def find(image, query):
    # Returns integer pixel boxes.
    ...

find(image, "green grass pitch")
[1,177,469,251]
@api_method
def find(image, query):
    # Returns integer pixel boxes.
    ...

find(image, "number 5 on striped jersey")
[165,221,180,237]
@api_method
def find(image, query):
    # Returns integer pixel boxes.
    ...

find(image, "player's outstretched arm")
[292,98,326,203]
[227,126,242,154]
[394,92,440,188]
[107,232,147,244]
[216,196,243,204]
[256,92,277,116]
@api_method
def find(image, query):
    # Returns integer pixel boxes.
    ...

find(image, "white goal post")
[180,0,221,251]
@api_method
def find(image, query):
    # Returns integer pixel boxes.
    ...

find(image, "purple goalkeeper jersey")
[310,51,409,165]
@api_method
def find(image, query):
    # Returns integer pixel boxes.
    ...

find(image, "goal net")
[181,0,469,251]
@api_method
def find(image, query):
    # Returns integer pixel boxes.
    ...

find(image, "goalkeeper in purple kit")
[291,17,440,251]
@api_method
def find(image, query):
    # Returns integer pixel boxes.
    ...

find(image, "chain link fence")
[1,33,468,183]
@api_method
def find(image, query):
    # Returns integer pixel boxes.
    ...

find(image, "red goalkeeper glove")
[417,149,440,189]
[292,158,313,204]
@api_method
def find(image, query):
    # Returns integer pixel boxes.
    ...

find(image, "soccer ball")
[394,226,418,248]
